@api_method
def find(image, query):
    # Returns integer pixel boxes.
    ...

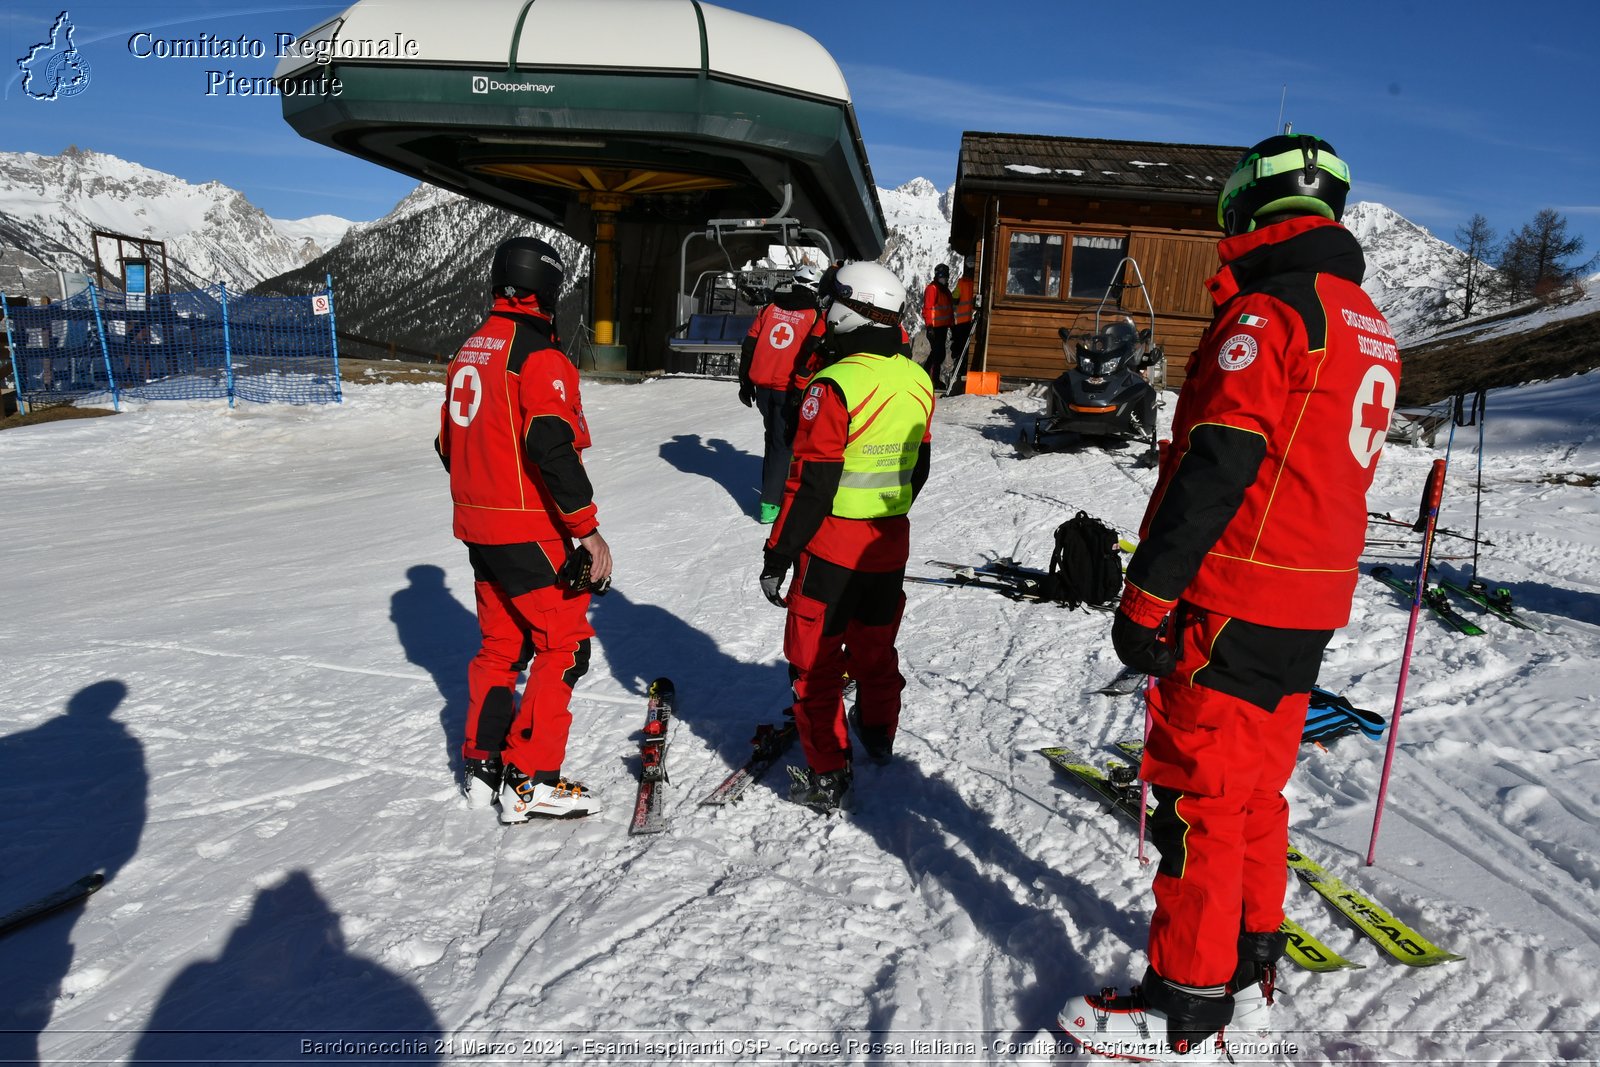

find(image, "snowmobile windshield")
[1078,318,1141,376]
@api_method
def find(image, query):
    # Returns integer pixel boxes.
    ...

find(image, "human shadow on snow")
[128,870,441,1064]
[588,587,791,793]
[389,563,482,777]
[657,434,760,518]
[845,755,1148,1056]
[0,680,146,1067]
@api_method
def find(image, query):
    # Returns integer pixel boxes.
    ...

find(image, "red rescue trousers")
[783,553,906,774]
[1138,605,1330,987]
[464,580,593,776]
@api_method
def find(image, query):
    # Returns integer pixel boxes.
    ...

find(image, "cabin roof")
[956,132,1245,203]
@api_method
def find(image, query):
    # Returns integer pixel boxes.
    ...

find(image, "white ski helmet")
[825,261,907,335]
[792,264,822,291]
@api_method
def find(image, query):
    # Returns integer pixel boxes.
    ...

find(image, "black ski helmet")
[491,236,564,309]
[1217,133,1350,236]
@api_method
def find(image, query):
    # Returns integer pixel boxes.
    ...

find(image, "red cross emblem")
[769,322,795,349]
[1359,380,1388,446]
[1348,366,1397,466]
[1217,333,1258,371]
[448,365,482,427]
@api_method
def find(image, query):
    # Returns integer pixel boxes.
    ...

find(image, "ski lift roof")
[275,0,886,257]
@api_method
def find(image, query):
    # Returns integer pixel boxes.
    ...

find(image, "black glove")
[558,546,611,595]
[781,389,802,445]
[759,551,791,607]
[738,380,756,408]
[1111,611,1175,677]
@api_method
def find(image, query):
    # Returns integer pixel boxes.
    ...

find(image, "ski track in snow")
[2,375,1598,1065]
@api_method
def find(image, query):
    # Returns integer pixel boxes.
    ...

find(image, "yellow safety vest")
[812,353,933,519]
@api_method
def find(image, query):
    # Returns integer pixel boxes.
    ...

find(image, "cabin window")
[1000,229,1129,303]
[1069,235,1129,300]
[1005,232,1063,297]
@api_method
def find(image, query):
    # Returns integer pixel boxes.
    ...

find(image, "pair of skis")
[627,678,675,835]
[1040,743,1463,969]
[908,558,1051,601]
[1369,565,1536,634]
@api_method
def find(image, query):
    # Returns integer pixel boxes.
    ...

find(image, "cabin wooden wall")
[966,195,1221,390]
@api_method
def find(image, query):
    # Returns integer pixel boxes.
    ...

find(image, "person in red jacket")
[1058,134,1400,1059]
[920,263,954,389]
[758,261,934,814]
[435,236,613,823]
[739,265,826,524]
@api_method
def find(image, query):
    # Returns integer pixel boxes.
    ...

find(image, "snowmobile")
[1022,257,1163,466]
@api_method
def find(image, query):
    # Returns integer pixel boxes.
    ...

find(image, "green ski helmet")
[1217,133,1351,236]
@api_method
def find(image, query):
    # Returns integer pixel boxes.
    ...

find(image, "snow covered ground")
[1,371,1597,1066]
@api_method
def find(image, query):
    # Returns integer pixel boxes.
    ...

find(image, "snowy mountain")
[878,176,964,298]
[0,147,352,297]
[1343,201,1496,343]
[256,185,591,361]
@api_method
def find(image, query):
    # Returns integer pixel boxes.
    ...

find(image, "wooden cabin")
[948,132,1244,389]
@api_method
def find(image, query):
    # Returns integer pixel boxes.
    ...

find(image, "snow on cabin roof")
[963,132,1244,202]
[276,0,850,102]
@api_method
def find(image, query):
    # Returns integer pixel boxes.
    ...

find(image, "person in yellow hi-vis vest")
[758,262,935,814]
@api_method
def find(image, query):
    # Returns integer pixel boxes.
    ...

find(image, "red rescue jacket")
[1127,216,1399,629]
[436,298,599,545]
[744,301,825,390]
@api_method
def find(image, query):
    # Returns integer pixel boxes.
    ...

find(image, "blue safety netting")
[95,285,232,402]
[3,288,114,404]
[225,290,341,405]
[3,283,341,411]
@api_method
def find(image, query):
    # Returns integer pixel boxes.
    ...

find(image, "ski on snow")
[1368,565,1486,636]
[628,677,675,836]
[1283,846,1464,967]
[698,715,799,807]
[1089,665,1146,697]
[0,872,105,939]
[1107,740,1462,967]
[1037,746,1359,974]
[1429,573,1538,631]
[909,559,1050,601]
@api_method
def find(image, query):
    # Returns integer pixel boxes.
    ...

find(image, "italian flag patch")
[1237,313,1269,327]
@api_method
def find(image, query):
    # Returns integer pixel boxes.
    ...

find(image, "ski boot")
[1058,966,1232,1061]
[847,706,893,766]
[462,756,504,809]
[787,765,852,814]
[499,763,601,823]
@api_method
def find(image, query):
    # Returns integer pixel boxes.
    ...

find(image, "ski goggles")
[832,287,903,327]
[1219,144,1350,209]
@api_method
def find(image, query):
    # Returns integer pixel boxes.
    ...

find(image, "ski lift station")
[274,0,884,374]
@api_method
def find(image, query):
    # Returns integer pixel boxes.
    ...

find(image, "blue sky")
[4,0,1598,260]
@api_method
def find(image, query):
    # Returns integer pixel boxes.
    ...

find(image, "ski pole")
[1367,458,1447,866]
[1469,389,1488,584]
[1366,513,1493,547]
[1137,674,1153,865]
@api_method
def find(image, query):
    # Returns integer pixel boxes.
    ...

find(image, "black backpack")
[1044,511,1124,608]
